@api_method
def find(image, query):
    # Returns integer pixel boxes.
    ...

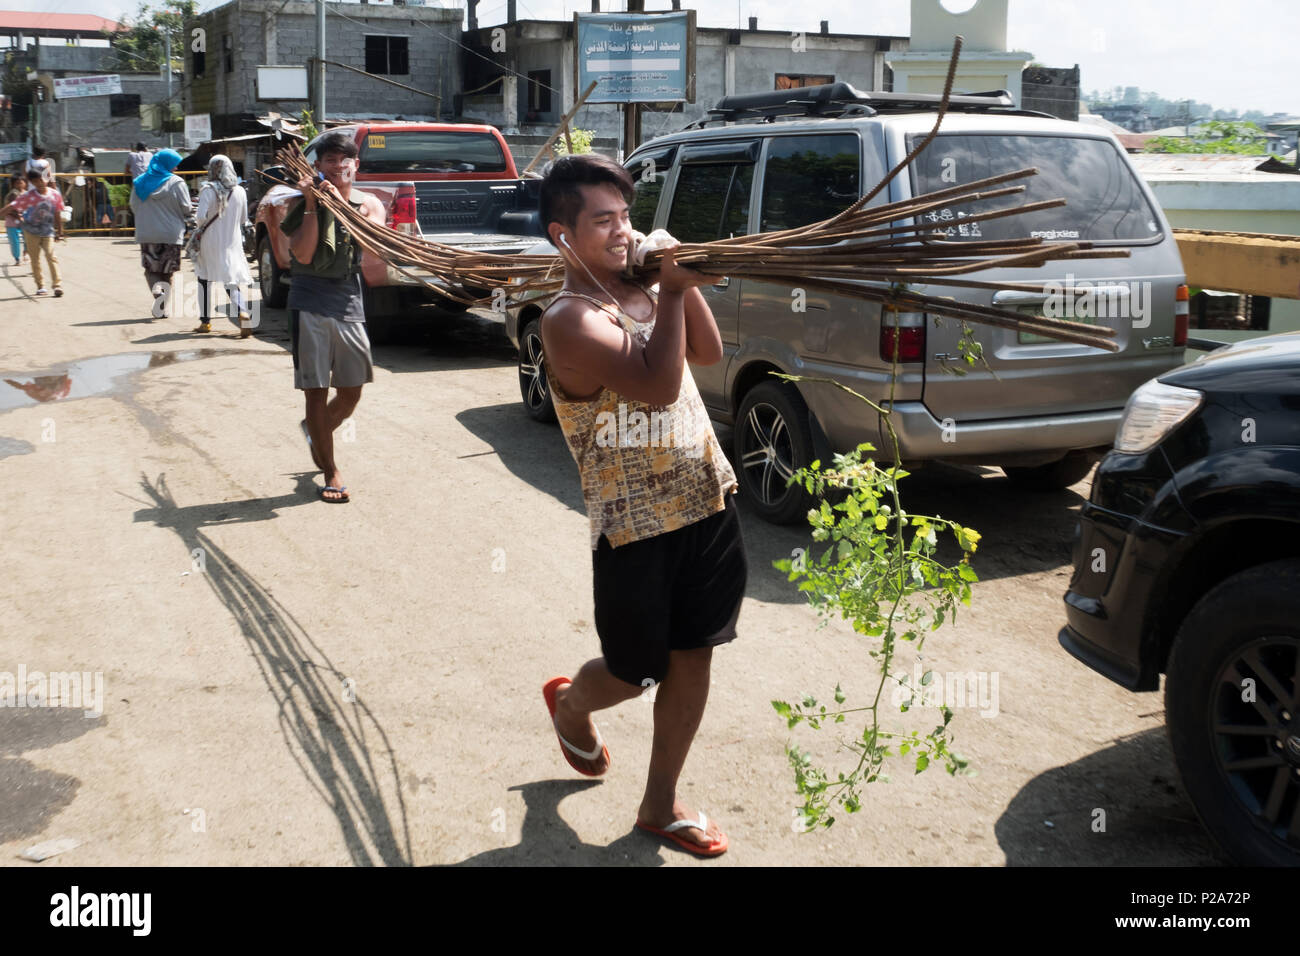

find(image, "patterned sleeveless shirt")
[542,285,738,549]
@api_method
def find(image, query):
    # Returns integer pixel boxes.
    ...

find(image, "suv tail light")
[1174,284,1189,346]
[881,309,926,363]
[390,185,418,233]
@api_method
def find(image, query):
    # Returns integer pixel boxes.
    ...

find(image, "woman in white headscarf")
[189,154,254,336]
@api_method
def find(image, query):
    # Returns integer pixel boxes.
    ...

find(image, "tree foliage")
[105,1,197,73]
[2,51,37,110]
[1144,120,1270,155]
[553,127,595,156]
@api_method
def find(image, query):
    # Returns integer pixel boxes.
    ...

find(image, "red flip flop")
[542,676,610,777]
[635,813,729,857]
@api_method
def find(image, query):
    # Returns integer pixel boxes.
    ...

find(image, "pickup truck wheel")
[1002,452,1094,491]
[361,283,400,344]
[518,319,556,423]
[734,381,817,525]
[1165,559,1300,866]
[257,236,288,309]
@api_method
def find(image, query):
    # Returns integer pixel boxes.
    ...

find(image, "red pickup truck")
[254,122,543,322]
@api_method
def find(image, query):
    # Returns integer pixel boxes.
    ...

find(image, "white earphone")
[555,231,622,309]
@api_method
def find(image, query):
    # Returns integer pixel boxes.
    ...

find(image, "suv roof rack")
[680,82,1054,129]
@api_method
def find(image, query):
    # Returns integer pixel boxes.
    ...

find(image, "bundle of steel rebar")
[273,39,1126,352]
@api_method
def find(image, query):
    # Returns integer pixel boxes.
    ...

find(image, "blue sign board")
[0,142,31,165]
[576,12,691,104]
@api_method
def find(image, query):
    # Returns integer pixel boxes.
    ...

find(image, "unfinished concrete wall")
[188,0,460,136]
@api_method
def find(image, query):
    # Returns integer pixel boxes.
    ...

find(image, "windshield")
[358,130,509,174]
[907,134,1162,243]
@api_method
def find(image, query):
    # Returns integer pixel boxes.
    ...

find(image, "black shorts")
[593,493,747,687]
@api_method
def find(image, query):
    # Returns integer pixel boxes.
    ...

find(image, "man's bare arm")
[682,286,724,366]
[361,193,386,224]
[542,247,720,406]
[544,296,687,406]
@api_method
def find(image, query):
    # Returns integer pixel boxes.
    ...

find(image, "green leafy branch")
[770,363,979,829]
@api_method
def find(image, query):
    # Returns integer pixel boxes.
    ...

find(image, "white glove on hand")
[626,228,679,272]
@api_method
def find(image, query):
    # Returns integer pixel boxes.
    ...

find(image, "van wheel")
[734,381,818,525]
[1002,452,1093,491]
[518,319,556,423]
[1165,559,1300,866]
[257,237,287,309]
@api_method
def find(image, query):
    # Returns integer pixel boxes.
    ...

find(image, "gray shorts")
[292,310,374,390]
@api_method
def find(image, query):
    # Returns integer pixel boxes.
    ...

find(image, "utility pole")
[315,0,326,126]
[622,0,644,156]
[163,29,173,148]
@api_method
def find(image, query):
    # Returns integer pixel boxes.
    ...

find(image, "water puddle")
[0,436,35,458]
[0,349,260,414]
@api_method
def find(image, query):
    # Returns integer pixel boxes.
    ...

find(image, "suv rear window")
[760,134,860,232]
[358,130,509,174]
[907,134,1161,243]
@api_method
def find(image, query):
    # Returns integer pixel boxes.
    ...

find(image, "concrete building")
[0,10,122,50]
[461,14,908,151]
[1093,104,1156,132]
[1020,64,1079,122]
[0,11,175,167]
[1132,153,1300,332]
[886,0,1031,105]
[185,0,461,138]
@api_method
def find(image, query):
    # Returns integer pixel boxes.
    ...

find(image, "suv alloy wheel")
[518,319,556,423]
[734,381,818,524]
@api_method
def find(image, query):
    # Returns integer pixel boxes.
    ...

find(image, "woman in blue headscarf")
[128,148,193,318]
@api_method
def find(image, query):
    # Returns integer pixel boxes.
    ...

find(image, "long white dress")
[193,183,253,286]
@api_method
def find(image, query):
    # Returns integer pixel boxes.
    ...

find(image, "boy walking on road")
[281,132,385,503]
[1,169,65,296]
[537,154,747,857]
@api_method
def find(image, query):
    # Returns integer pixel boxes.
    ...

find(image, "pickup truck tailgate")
[414,181,528,235]
[438,232,544,255]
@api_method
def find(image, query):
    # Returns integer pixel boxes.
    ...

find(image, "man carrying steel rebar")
[536,153,746,857]
[281,131,386,504]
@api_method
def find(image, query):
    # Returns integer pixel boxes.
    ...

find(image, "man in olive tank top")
[282,132,386,504]
[537,154,747,857]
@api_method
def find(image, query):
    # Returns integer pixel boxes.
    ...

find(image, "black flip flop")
[320,485,349,504]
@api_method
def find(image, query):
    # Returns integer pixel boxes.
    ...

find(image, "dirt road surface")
[0,238,1226,866]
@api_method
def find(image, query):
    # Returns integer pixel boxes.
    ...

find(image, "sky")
[5,0,1296,116]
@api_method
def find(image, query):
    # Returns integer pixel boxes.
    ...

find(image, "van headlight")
[1113,381,1203,453]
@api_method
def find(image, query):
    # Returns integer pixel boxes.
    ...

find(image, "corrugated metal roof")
[207,132,306,144]
[1130,153,1282,175]
[0,12,124,33]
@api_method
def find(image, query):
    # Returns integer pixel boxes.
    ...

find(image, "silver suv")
[508,86,1188,523]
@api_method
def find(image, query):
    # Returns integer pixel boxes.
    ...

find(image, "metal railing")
[9,171,210,235]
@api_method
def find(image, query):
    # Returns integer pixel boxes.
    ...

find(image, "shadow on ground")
[456,401,1089,604]
[995,726,1228,866]
[445,780,676,866]
[369,307,517,374]
[131,471,415,865]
